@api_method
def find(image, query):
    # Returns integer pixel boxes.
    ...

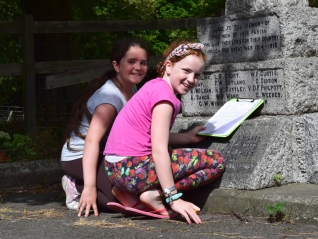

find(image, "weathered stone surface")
[304,114,318,184]
[198,7,318,64]
[171,113,318,190]
[184,3,318,190]
[198,15,281,64]
[226,0,308,15]
[182,57,318,116]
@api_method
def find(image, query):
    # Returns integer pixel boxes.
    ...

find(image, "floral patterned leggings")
[105,148,226,194]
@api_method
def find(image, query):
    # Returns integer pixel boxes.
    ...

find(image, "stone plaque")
[217,133,264,189]
[183,68,285,116]
[198,16,281,64]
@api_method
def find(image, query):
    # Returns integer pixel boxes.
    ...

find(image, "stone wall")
[226,0,308,15]
[172,2,318,190]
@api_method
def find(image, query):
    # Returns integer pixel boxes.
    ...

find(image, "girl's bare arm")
[151,102,202,224]
[169,126,206,146]
[79,103,117,217]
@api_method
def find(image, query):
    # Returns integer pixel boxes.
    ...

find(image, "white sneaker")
[61,175,81,210]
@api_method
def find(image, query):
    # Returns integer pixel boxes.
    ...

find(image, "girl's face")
[113,46,148,87]
[166,55,205,95]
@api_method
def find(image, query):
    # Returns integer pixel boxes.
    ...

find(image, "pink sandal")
[107,202,141,216]
[125,206,179,219]
[107,202,178,219]
[107,201,151,214]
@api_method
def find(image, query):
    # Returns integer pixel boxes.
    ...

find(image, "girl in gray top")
[61,38,148,217]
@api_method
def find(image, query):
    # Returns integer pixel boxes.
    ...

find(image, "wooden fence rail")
[0,18,198,34]
[0,15,200,134]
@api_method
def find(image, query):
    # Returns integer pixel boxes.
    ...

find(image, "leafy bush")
[1,131,36,162]
[0,131,11,143]
[0,129,61,162]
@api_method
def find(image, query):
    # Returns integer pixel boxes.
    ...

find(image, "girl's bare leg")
[112,186,147,210]
[139,189,175,216]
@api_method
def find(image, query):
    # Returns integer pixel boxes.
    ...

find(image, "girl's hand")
[185,125,206,144]
[78,186,98,217]
[169,199,202,224]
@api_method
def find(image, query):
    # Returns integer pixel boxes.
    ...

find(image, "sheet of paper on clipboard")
[198,98,264,137]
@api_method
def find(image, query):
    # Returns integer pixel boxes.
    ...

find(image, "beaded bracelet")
[165,192,183,203]
[163,185,177,198]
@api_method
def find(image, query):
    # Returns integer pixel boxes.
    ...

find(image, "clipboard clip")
[236,97,254,102]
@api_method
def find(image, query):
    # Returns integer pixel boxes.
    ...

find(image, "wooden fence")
[0,15,199,134]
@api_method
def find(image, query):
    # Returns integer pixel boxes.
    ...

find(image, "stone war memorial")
[172,0,318,190]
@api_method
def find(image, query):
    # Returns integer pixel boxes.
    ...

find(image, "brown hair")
[64,37,149,151]
[157,40,206,77]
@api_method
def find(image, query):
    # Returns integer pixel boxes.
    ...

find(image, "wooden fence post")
[21,14,36,134]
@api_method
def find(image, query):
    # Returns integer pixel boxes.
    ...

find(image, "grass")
[73,217,140,228]
[0,207,64,221]
[0,207,15,213]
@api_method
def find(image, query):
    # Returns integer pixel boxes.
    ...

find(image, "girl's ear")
[112,60,119,72]
[165,60,172,75]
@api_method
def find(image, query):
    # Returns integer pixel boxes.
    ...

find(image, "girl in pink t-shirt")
[104,41,226,224]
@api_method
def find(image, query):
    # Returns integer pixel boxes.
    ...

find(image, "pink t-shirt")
[104,78,181,156]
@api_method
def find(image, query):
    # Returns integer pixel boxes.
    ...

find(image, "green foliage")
[0,34,22,63]
[0,76,23,107]
[0,0,23,63]
[0,0,226,162]
[309,0,318,7]
[0,0,23,21]
[0,129,60,162]
[1,131,36,161]
[0,0,23,107]
[267,202,285,222]
[73,0,157,20]
[0,131,11,142]
[0,0,226,62]
[273,173,282,186]
[154,0,224,19]
[72,0,226,58]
